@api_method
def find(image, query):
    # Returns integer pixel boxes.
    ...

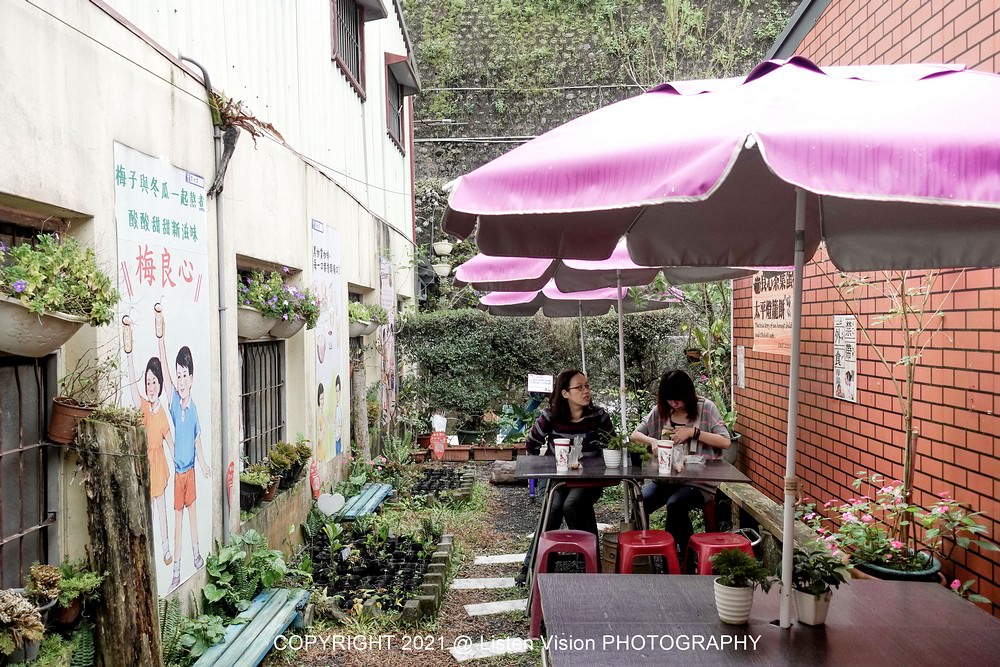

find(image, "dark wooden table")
[538,574,1000,666]
[514,454,752,484]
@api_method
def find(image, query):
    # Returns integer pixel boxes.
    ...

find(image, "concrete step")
[449,636,533,662]
[463,598,527,616]
[473,553,526,565]
[450,577,516,590]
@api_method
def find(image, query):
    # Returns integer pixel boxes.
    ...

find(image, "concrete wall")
[0,0,416,605]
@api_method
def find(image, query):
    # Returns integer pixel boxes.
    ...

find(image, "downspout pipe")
[179,53,232,541]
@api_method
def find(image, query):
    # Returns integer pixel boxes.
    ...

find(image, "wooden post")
[350,341,371,461]
[77,419,163,667]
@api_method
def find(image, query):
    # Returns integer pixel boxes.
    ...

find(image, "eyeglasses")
[567,383,591,391]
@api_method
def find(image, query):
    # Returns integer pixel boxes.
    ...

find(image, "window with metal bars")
[0,357,57,588]
[387,69,404,150]
[333,0,365,97]
[239,341,286,464]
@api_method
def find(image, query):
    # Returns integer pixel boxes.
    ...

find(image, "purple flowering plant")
[237,270,319,329]
[799,471,998,602]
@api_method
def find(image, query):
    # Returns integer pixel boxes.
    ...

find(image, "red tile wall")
[735,1,1000,615]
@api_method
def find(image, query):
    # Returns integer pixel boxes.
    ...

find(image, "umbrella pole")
[779,188,807,628]
[616,271,628,467]
[578,303,587,375]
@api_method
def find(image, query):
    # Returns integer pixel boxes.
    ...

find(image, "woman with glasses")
[629,369,731,556]
[516,369,615,585]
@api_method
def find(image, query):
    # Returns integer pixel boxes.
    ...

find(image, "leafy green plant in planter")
[711,548,773,625]
[55,559,105,610]
[0,233,120,326]
[239,462,272,489]
[203,529,292,616]
[787,543,851,625]
[24,563,61,607]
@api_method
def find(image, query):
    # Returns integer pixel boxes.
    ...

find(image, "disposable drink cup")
[553,438,571,472]
[657,440,674,474]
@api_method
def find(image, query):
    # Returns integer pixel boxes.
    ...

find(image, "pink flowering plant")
[800,471,998,601]
[238,269,319,328]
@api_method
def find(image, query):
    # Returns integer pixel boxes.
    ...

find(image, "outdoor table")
[537,573,1000,666]
[516,456,751,607]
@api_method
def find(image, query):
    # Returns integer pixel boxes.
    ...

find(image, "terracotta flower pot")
[47,397,95,445]
[262,477,280,501]
[49,595,83,627]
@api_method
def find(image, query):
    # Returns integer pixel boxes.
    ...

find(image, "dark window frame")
[331,0,366,100]
[239,340,286,465]
[386,68,404,152]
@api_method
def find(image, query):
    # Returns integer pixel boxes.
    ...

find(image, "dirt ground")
[278,463,624,667]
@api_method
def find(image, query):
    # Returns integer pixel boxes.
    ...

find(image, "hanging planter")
[349,320,370,338]
[432,241,454,256]
[362,321,380,336]
[269,317,307,339]
[0,297,87,358]
[237,306,277,339]
[432,263,452,277]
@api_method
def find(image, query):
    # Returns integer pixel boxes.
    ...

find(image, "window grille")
[387,70,404,148]
[0,357,56,588]
[333,0,364,93]
[239,341,285,464]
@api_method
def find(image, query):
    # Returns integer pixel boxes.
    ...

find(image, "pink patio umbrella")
[442,57,1000,626]
[463,246,739,441]
[456,238,752,293]
[479,281,678,383]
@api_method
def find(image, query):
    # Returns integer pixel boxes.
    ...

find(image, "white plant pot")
[432,241,454,256]
[349,320,370,338]
[362,321,380,336]
[237,306,277,339]
[432,262,452,277]
[793,588,832,626]
[0,296,86,357]
[268,317,306,339]
[602,449,622,468]
[713,578,755,624]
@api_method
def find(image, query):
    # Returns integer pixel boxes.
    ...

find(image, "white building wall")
[0,0,417,603]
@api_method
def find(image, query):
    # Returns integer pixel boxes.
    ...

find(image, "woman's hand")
[673,426,697,444]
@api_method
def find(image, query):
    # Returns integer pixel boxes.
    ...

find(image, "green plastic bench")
[336,482,393,521]
[193,587,310,667]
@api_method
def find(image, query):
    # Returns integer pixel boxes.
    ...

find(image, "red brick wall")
[798,0,1000,72]
[734,1,1000,612]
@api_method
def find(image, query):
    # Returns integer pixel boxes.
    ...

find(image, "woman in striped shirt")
[630,369,731,555]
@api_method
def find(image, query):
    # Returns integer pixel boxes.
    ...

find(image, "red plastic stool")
[529,529,599,638]
[617,530,681,574]
[685,532,753,575]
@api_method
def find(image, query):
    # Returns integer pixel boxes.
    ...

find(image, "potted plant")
[710,548,773,624]
[22,564,60,623]
[237,270,320,339]
[269,441,301,489]
[348,301,373,337]
[0,588,44,663]
[48,559,104,628]
[240,462,273,505]
[787,543,851,625]
[0,234,120,358]
[600,432,624,468]
[432,239,453,257]
[800,471,999,590]
[47,353,119,445]
[625,440,652,468]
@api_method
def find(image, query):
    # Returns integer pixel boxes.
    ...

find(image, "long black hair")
[550,369,589,422]
[656,369,699,421]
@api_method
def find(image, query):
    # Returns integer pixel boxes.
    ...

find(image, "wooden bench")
[335,482,393,521]
[194,587,310,667]
[717,482,818,568]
